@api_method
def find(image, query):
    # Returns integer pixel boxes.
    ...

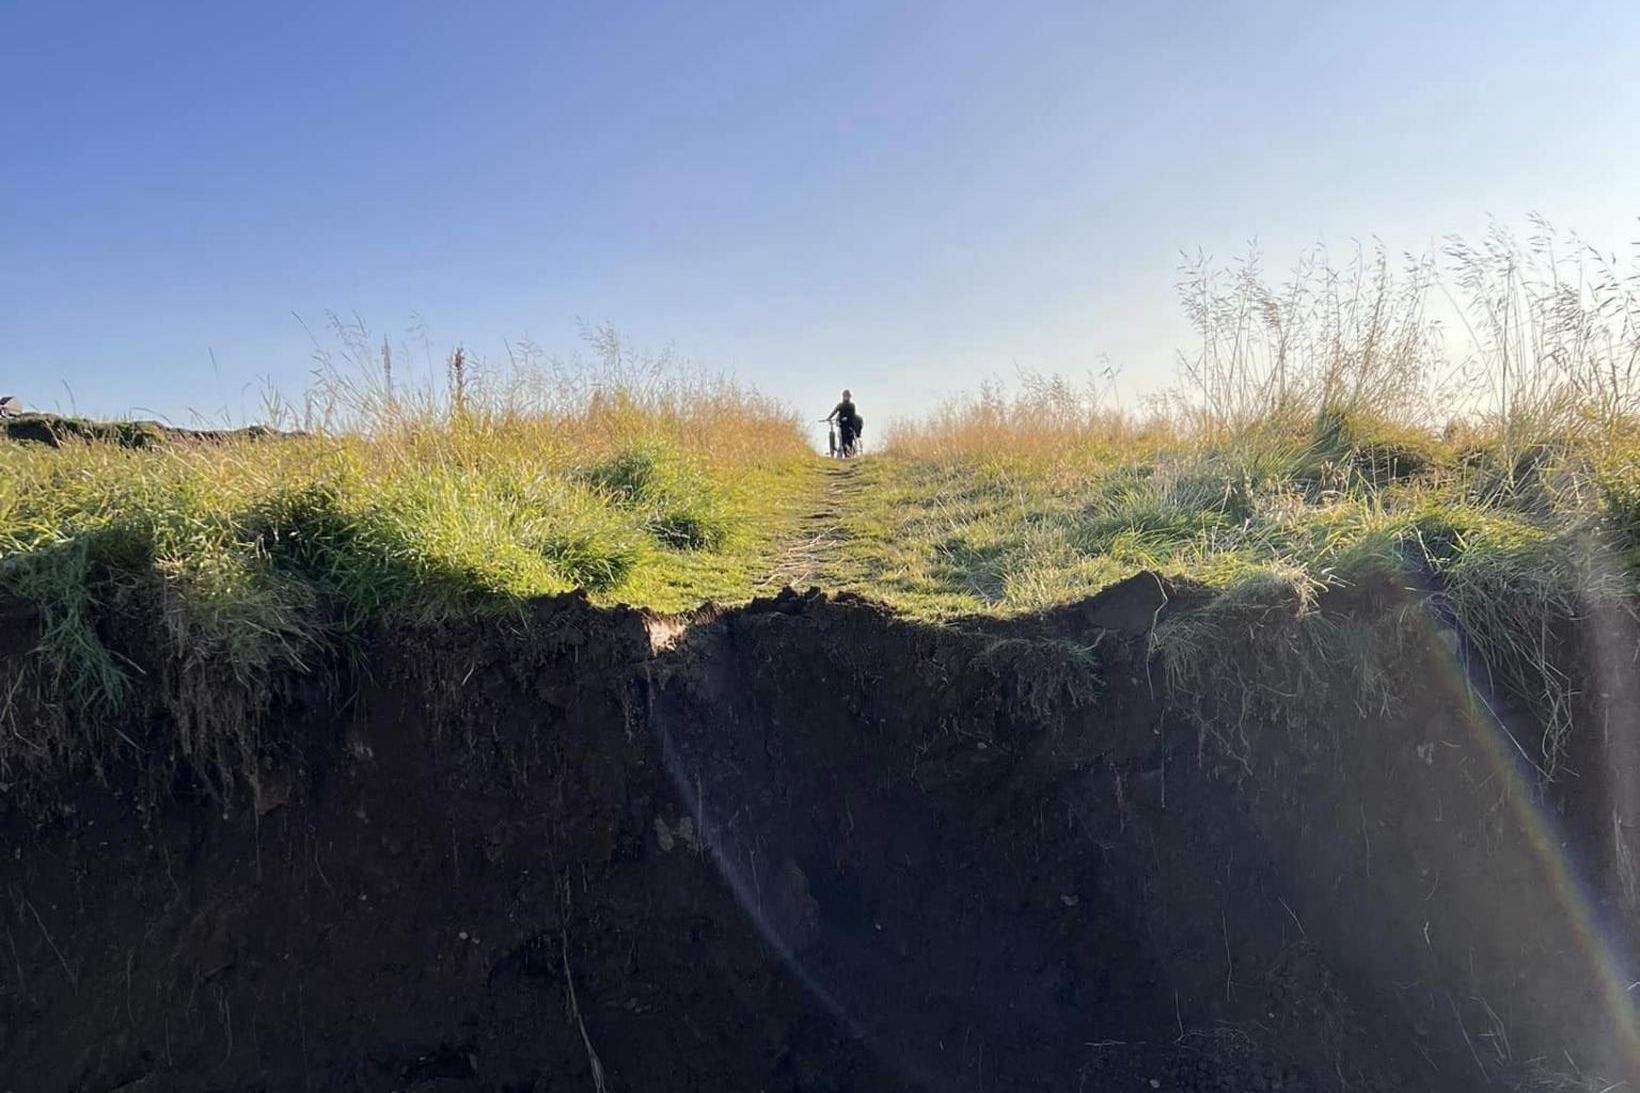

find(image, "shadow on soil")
[2,574,1638,1092]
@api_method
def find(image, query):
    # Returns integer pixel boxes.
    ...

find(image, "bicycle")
[819,419,861,459]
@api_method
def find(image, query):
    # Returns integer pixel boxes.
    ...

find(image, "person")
[826,389,861,457]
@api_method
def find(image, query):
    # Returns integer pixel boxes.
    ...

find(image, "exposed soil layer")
[2,577,1638,1092]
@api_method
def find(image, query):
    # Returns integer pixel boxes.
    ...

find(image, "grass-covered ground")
[806,413,1638,772]
[0,367,818,729]
[5,222,1640,791]
[797,225,1640,780]
[822,416,1637,622]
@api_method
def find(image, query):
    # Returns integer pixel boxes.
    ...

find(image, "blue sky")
[3,0,1638,434]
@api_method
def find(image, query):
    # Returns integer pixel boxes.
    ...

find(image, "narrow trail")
[758,458,866,594]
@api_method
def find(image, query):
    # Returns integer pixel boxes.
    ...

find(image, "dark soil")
[2,576,1638,1091]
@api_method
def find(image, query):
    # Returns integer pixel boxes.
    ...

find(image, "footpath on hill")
[759,458,867,594]
[755,454,1060,620]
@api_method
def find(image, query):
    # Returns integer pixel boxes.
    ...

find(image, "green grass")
[7,391,1631,793]
[8,223,1640,796]
[807,416,1640,779]
[0,382,820,794]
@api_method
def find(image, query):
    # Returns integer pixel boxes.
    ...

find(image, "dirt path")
[758,458,865,593]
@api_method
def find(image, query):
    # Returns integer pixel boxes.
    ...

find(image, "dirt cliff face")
[2,580,1637,1092]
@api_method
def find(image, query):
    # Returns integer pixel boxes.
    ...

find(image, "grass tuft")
[583,443,730,550]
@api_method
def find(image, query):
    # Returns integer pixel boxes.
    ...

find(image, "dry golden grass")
[882,373,1179,474]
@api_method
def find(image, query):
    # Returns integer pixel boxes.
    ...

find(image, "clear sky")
[4,0,1638,435]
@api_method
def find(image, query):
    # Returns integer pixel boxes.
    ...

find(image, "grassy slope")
[0,397,821,727]
[7,222,1640,792]
[809,421,1640,779]
[9,404,1635,762]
